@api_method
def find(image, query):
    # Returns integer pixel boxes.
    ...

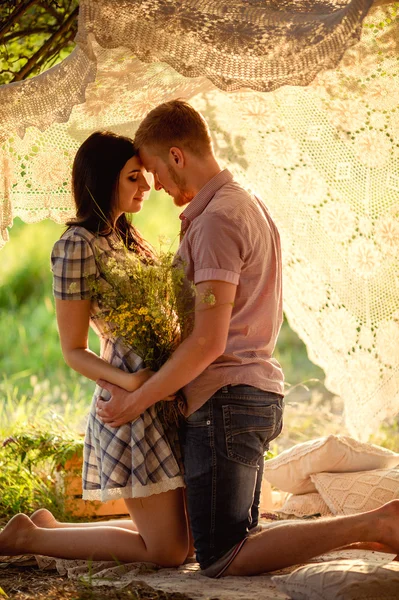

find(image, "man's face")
[139,146,193,207]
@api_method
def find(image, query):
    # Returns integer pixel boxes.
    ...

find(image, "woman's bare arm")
[55,298,151,392]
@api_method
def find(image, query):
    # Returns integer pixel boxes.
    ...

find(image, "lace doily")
[0,0,398,439]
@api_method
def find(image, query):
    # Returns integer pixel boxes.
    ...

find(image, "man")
[97,100,399,576]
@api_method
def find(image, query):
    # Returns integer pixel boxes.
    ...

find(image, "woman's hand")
[122,367,155,392]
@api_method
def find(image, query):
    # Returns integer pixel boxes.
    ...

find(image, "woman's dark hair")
[67,130,154,261]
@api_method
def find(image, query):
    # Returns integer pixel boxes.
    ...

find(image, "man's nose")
[154,175,163,191]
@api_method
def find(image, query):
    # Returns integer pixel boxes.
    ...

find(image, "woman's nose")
[140,175,151,191]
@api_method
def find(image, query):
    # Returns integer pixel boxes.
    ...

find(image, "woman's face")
[115,155,151,218]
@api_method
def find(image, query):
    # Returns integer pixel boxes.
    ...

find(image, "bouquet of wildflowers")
[88,238,195,427]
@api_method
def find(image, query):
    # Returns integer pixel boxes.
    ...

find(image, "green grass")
[0,379,89,522]
[0,218,64,308]
[0,297,99,399]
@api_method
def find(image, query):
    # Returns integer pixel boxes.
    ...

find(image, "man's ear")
[169,146,185,169]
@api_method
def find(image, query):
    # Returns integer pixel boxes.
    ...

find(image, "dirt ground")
[0,564,194,600]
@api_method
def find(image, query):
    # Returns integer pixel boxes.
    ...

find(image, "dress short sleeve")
[51,229,99,300]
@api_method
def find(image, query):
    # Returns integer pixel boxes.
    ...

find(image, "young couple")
[1,101,398,576]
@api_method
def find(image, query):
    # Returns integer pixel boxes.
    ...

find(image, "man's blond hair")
[134,99,213,157]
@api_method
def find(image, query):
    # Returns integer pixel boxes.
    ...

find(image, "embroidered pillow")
[263,435,399,494]
[277,492,332,518]
[311,468,399,515]
[272,559,399,600]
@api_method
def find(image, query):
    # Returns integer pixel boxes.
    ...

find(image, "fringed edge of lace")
[81,0,374,92]
[0,44,97,143]
[82,475,185,501]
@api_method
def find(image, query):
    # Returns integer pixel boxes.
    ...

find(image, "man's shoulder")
[215,179,253,202]
[187,185,261,245]
[204,180,266,224]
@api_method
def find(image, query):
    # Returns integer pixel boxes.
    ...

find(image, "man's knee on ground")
[223,555,247,577]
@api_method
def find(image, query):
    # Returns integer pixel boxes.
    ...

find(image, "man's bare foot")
[342,541,397,554]
[0,514,36,556]
[30,508,58,529]
[373,500,399,552]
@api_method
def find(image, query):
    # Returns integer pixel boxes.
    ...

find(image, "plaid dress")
[51,226,184,500]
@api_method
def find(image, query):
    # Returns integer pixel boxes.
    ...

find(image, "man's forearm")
[132,331,223,409]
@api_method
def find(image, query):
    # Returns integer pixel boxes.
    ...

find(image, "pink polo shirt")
[178,169,284,415]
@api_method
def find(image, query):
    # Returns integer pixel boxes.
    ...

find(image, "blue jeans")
[181,385,284,570]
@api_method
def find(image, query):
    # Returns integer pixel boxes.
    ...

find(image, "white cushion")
[277,492,332,517]
[311,468,399,515]
[263,435,399,494]
[272,559,399,600]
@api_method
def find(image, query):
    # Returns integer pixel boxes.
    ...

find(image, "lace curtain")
[0,0,398,439]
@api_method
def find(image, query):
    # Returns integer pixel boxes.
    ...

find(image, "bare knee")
[223,556,247,577]
[147,533,189,568]
[151,541,188,568]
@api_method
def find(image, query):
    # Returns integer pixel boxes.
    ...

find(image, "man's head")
[134,100,216,206]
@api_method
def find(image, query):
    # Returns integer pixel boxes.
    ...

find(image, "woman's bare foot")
[30,508,58,529]
[0,514,36,556]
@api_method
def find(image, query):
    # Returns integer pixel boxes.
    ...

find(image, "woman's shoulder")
[54,226,104,251]
[59,225,97,243]
[51,226,100,282]
[51,226,101,264]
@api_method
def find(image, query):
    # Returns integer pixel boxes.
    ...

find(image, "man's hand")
[97,379,177,427]
[96,380,151,427]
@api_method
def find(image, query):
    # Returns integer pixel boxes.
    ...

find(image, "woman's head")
[70,131,149,230]
[68,131,153,258]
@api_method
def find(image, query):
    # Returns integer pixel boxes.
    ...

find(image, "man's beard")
[167,165,193,207]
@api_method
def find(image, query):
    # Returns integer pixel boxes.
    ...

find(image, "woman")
[0,131,189,566]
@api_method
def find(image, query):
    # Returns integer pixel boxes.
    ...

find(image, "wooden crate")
[62,454,129,518]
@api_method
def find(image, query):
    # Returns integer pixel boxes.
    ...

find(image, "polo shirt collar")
[180,169,233,225]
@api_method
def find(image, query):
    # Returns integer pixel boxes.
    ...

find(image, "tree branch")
[11,5,78,81]
[0,0,38,37]
[30,30,75,73]
[3,27,57,42]
[38,0,63,23]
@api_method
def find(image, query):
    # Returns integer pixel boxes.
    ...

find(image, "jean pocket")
[223,403,283,467]
[185,403,211,428]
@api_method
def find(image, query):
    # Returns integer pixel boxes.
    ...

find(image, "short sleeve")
[51,231,98,300]
[189,213,244,285]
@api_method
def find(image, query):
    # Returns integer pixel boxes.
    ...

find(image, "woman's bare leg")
[183,490,195,558]
[0,488,188,567]
[224,500,399,576]
[31,508,138,531]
